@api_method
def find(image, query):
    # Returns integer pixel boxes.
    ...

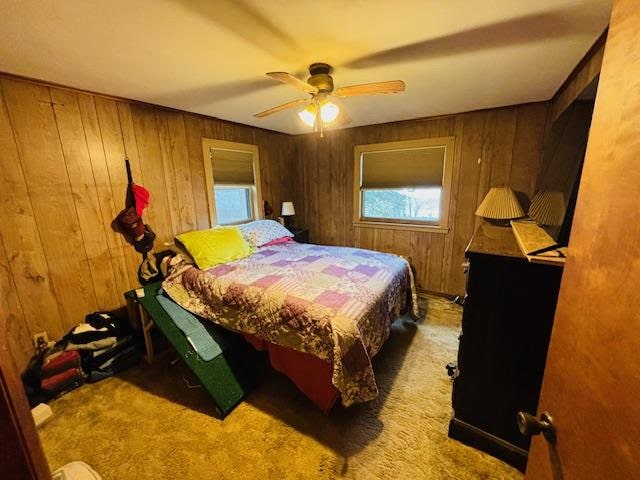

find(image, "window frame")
[202,138,262,227]
[353,137,455,234]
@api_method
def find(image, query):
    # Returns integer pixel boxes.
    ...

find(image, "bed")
[162,239,418,409]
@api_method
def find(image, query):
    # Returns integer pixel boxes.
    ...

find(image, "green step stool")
[124,282,257,418]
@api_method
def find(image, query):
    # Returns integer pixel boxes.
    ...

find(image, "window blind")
[361,146,446,189]
[211,149,255,185]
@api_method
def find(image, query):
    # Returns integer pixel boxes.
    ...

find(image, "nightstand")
[291,228,309,243]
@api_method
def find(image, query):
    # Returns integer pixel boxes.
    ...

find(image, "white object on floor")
[52,461,102,480]
[31,403,53,427]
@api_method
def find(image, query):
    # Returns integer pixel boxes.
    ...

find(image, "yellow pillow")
[175,227,253,270]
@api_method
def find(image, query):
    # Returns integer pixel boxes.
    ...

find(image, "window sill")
[353,221,449,234]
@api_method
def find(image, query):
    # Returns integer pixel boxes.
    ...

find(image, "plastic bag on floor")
[52,461,101,480]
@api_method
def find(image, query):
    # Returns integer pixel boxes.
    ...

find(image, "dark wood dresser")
[448,224,563,471]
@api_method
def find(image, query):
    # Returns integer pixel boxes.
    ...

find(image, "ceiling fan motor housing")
[308,62,334,93]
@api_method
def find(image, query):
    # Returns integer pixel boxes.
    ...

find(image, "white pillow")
[237,220,293,247]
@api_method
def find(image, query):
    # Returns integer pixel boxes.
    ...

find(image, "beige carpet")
[39,296,522,480]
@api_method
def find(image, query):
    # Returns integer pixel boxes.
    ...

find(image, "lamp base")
[283,216,295,230]
[483,218,512,227]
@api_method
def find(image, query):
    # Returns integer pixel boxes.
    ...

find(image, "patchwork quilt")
[162,242,418,406]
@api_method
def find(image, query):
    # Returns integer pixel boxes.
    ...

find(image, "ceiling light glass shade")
[298,102,340,127]
[528,190,565,226]
[298,106,316,127]
[475,187,525,220]
[320,102,339,123]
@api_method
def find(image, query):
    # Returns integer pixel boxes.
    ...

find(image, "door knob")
[517,411,556,442]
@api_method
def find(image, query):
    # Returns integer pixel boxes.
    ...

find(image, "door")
[0,335,51,479]
[525,1,640,478]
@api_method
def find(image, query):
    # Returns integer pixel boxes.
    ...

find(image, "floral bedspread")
[162,242,418,406]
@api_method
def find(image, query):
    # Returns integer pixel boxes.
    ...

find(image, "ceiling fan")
[254,63,405,136]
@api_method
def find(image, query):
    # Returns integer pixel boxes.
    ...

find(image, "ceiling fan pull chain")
[318,100,325,138]
[315,98,321,134]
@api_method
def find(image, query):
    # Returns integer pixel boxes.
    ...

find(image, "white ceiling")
[0,0,611,135]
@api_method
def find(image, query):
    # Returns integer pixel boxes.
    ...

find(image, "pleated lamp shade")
[528,190,565,226]
[475,187,525,220]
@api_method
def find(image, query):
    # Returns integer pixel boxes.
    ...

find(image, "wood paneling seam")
[74,93,123,302]
[49,87,100,309]
[0,81,67,332]
[0,233,33,342]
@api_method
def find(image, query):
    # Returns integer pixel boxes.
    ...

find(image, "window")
[362,188,442,222]
[353,137,454,232]
[214,186,253,225]
[202,139,262,226]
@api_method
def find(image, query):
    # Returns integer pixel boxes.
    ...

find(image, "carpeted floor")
[39,296,522,480]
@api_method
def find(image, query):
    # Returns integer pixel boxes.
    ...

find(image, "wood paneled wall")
[0,76,561,370]
[550,32,606,123]
[292,103,549,296]
[0,75,295,370]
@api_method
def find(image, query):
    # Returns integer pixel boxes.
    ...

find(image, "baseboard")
[448,418,528,472]
[416,289,456,299]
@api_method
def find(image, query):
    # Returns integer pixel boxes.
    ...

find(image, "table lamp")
[475,187,525,226]
[528,190,565,226]
[281,201,295,229]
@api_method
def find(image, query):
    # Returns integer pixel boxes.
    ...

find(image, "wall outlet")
[33,331,49,349]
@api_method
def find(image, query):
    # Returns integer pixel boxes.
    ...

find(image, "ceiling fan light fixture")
[298,101,340,128]
[320,101,339,124]
[298,105,316,127]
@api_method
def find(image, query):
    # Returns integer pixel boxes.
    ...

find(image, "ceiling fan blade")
[266,72,318,94]
[254,98,308,118]
[334,80,405,97]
